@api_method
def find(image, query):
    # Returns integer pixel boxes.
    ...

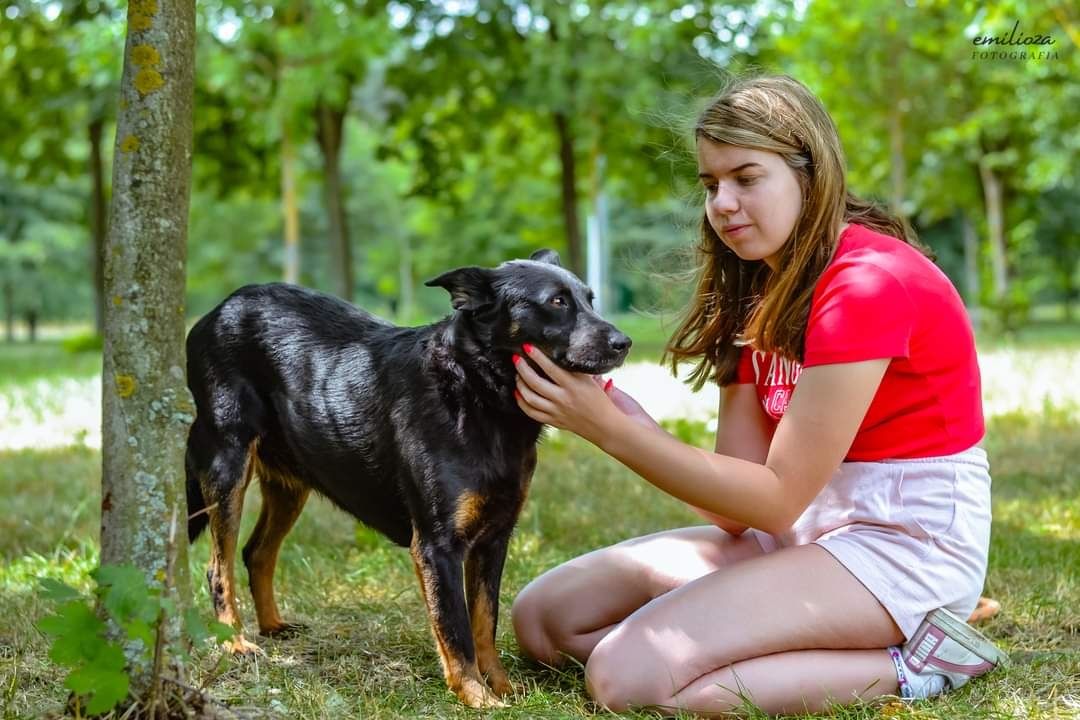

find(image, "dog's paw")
[259,621,307,638]
[224,635,263,656]
[456,677,508,709]
[485,668,514,698]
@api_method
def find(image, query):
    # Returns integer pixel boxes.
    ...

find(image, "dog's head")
[425,249,631,374]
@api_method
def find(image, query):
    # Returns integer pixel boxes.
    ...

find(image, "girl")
[509,74,1005,716]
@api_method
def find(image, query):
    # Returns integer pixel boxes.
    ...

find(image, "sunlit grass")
[1,324,1078,718]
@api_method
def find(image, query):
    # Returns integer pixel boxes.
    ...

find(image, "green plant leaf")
[38,577,82,602]
[65,644,129,715]
[122,618,155,649]
[183,607,210,645]
[37,601,106,667]
[94,564,159,625]
[209,621,237,643]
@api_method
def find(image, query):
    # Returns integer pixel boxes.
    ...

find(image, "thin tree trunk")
[89,117,108,336]
[553,111,583,277]
[101,0,195,700]
[3,281,13,342]
[282,123,300,284]
[398,232,413,323]
[978,157,1008,301]
[887,105,906,217]
[315,99,352,300]
[961,210,981,329]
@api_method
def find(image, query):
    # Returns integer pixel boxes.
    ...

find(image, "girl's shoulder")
[818,223,956,304]
[829,224,941,279]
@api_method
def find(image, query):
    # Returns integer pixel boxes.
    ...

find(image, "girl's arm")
[596,378,765,535]
[689,383,776,535]
[514,346,888,535]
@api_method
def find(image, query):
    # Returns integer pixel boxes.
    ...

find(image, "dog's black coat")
[185,249,629,706]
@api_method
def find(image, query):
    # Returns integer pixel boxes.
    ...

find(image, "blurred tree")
[776,0,1078,330]
[387,0,740,279]
[196,0,389,301]
[0,0,124,335]
[1035,186,1080,320]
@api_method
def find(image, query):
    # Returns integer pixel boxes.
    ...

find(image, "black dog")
[185,249,630,707]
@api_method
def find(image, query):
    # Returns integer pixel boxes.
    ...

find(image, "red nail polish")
[604,378,613,391]
[513,389,521,400]
[512,354,521,365]
[522,343,534,354]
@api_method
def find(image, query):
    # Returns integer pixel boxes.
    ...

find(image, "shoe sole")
[927,608,1010,667]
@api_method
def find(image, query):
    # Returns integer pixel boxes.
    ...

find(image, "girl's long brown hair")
[664,74,932,390]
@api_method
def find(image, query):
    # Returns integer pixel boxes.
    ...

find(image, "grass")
[0,341,101,390]
[1,319,1078,719]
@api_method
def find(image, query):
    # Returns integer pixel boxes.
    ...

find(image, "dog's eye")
[550,296,567,308]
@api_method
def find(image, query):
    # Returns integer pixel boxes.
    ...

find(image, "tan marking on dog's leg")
[469,587,512,697]
[243,463,310,635]
[207,447,259,654]
[453,491,484,538]
[410,531,504,708]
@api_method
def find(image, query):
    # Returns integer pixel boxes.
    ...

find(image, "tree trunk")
[282,123,300,284]
[977,157,1008,302]
[397,232,413,323]
[553,111,583,277]
[3,281,13,343]
[887,104,906,217]
[89,117,108,337]
[1062,284,1075,322]
[100,0,195,703]
[961,210,981,329]
[315,99,353,300]
[26,310,38,343]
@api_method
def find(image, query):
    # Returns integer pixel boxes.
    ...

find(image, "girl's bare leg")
[511,525,766,666]
[661,649,898,716]
[583,544,905,714]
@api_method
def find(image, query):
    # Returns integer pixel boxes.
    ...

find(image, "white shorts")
[749,446,992,640]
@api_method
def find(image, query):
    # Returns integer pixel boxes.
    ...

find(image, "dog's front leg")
[410,532,505,709]
[465,529,514,698]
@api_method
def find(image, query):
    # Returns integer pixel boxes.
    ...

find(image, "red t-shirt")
[735,223,984,460]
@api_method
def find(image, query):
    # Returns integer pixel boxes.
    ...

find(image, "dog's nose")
[609,333,632,353]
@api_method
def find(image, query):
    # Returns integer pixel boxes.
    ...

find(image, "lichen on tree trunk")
[100,0,196,691]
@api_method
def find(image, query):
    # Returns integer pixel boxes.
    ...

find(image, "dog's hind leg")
[202,441,259,654]
[465,528,514,698]
[242,470,310,637]
[410,530,505,709]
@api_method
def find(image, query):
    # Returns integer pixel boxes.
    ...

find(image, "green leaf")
[184,608,208,645]
[65,644,129,715]
[209,621,237,643]
[94,564,159,625]
[122,619,155,650]
[38,577,82,603]
[37,601,107,667]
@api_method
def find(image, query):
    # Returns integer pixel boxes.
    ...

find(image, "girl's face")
[697,140,803,270]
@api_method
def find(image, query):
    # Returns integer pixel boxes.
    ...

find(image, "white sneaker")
[891,608,1008,699]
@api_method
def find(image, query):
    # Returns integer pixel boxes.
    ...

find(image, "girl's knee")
[584,627,666,712]
[511,583,561,665]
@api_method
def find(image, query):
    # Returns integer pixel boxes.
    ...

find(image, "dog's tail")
[186,450,210,543]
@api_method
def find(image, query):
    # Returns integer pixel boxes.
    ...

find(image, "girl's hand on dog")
[585,373,663,433]
[514,344,656,443]
[604,382,663,432]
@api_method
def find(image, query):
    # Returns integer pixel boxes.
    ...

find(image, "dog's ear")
[424,267,495,311]
[529,248,562,267]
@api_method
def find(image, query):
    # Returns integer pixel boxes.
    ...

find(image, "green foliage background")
[0,0,1076,330]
